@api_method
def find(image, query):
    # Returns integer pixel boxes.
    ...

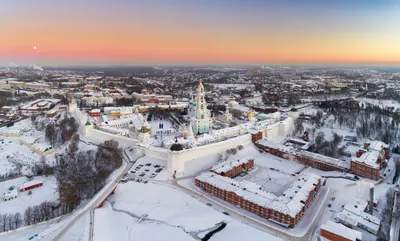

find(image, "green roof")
[290,108,298,112]
[85,121,92,126]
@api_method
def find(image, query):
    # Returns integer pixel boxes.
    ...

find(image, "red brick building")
[254,139,349,173]
[320,221,362,241]
[351,141,389,180]
[195,172,321,228]
[210,157,254,178]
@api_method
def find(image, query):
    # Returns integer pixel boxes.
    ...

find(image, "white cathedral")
[190,80,213,135]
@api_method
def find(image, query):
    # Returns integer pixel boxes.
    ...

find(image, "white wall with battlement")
[86,128,138,148]
[167,134,252,173]
[75,108,87,125]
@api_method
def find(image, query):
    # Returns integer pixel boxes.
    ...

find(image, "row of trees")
[321,101,400,145]
[23,201,66,226]
[54,139,122,212]
[0,213,22,233]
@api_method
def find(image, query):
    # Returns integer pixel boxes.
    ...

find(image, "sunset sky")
[1,0,400,66]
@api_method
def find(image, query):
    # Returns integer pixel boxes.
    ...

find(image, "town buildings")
[132,90,173,106]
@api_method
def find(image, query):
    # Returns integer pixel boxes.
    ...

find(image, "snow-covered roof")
[90,109,101,113]
[336,208,380,234]
[20,135,38,144]
[211,156,252,174]
[301,151,350,169]
[365,140,389,150]
[4,189,18,198]
[31,143,53,152]
[20,179,43,190]
[256,139,298,155]
[344,198,368,216]
[1,129,22,134]
[336,210,359,227]
[321,221,362,241]
[352,150,380,169]
[196,172,321,218]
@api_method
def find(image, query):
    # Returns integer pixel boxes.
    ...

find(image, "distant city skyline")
[1,0,400,66]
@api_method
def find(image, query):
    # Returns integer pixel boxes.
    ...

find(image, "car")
[145,163,151,166]
[328,203,332,208]
[139,173,145,177]
[144,180,148,184]
[270,168,274,170]
[222,211,230,216]
[154,165,160,168]
[144,169,150,172]
[206,203,212,207]
[354,175,359,180]
[291,174,296,176]
[155,169,162,173]
[130,170,135,173]
[259,150,263,153]
[150,174,156,178]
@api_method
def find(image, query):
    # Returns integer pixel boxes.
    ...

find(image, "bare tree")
[14,212,22,229]
[24,207,32,226]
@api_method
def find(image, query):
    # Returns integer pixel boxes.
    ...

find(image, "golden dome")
[198,80,204,88]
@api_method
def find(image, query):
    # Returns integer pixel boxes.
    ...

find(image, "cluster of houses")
[195,157,321,228]
[320,197,381,241]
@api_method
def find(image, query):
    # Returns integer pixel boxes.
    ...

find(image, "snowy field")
[0,175,59,215]
[93,181,284,241]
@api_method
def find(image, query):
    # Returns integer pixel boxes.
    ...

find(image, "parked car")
[139,173,145,177]
[206,203,212,207]
[354,176,359,180]
[222,211,230,216]
[144,180,148,184]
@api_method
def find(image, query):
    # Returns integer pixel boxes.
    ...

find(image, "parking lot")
[123,161,166,184]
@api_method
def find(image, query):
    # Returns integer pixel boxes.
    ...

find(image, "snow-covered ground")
[93,181,284,241]
[0,175,59,215]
